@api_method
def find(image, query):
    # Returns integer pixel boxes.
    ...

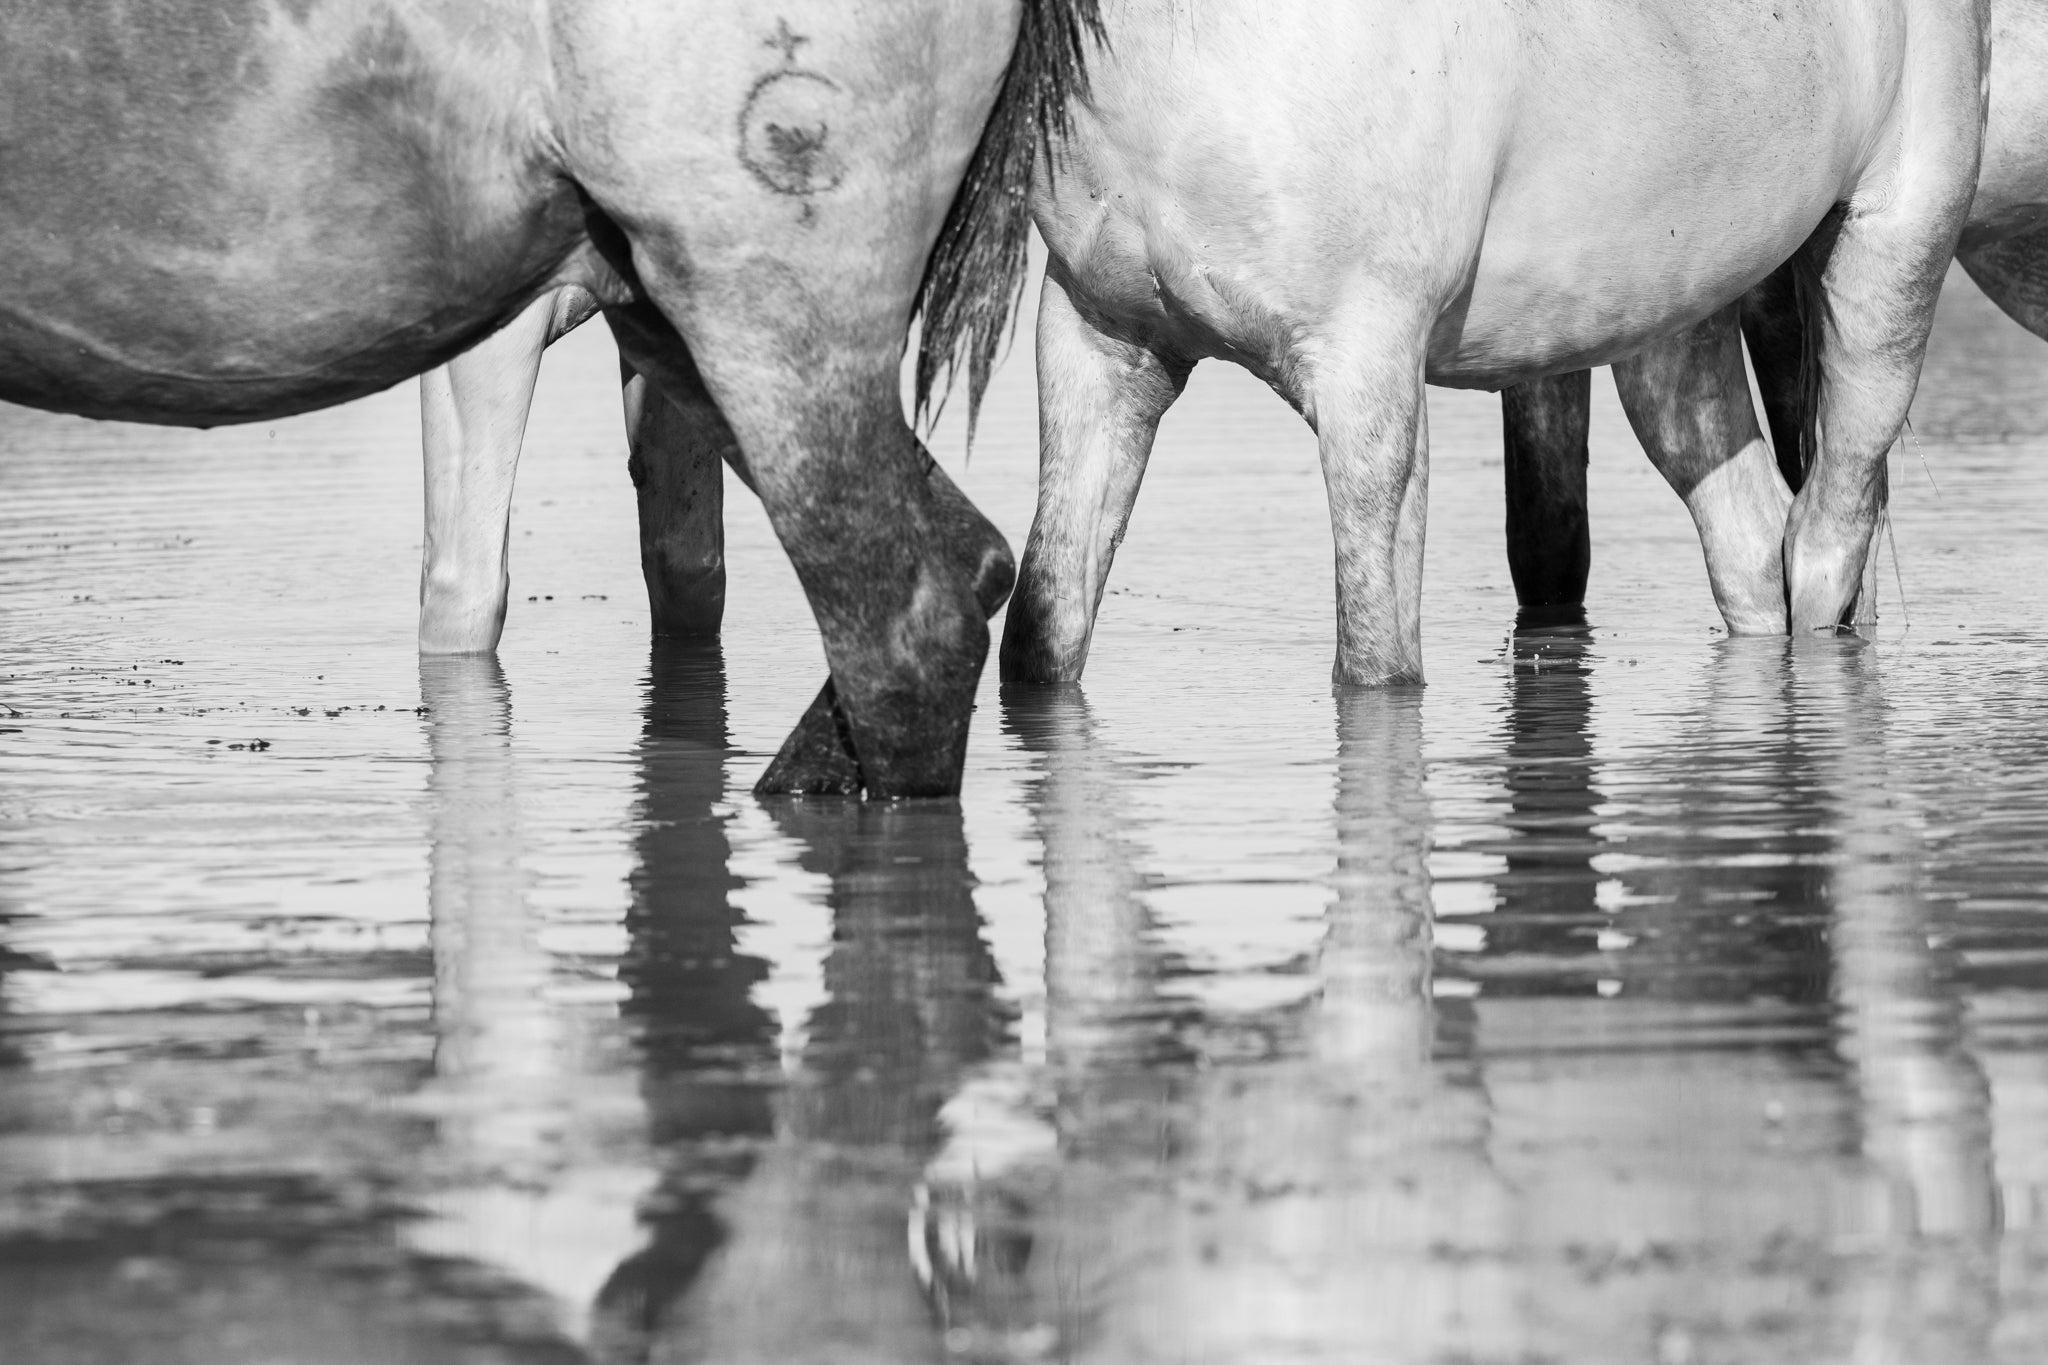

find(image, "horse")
[0,0,1102,798]
[992,0,1988,688]
[1500,0,2048,626]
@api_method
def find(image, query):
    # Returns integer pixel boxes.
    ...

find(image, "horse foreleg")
[1000,270,1190,684]
[1613,304,1793,634]
[418,287,601,654]
[1499,371,1592,616]
[1314,333,1429,686]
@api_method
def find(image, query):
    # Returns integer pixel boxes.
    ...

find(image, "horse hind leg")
[1786,31,1984,634]
[1612,303,1794,634]
[999,270,1191,684]
[418,286,601,654]
[616,351,730,639]
[756,451,1016,797]
[1499,371,1592,619]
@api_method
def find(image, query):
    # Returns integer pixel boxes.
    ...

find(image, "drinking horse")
[994,0,1988,686]
[0,0,1101,797]
[1501,0,2048,628]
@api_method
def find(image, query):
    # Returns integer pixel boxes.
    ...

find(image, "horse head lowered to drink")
[0,0,1100,797]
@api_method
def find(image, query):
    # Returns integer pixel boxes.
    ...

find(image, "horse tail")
[1740,207,1843,493]
[910,0,1104,441]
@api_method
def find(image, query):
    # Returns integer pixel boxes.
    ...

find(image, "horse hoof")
[754,683,864,796]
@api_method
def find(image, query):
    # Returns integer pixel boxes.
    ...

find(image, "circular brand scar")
[739,67,847,204]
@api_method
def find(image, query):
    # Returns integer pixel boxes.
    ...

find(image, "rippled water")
[4,264,2048,1363]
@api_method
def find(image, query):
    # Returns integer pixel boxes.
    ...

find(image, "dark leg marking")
[1500,370,1592,615]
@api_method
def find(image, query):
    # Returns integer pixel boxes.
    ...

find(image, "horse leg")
[615,350,730,639]
[418,286,600,654]
[1785,27,1983,633]
[1000,270,1190,683]
[1740,259,1813,492]
[1499,371,1592,615]
[755,447,1016,796]
[1612,304,1794,634]
[1313,330,1429,686]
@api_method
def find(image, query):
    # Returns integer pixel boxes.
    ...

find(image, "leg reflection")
[592,640,776,1361]
[656,796,1006,1363]
[1803,644,1999,1358]
[420,655,559,1172]
[1471,612,1605,978]
[910,687,1510,1363]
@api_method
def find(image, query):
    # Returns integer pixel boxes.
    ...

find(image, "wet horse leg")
[615,341,731,639]
[1612,304,1794,633]
[1785,29,1983,634]
[1499,371,1592,616]
[1314,321,1430,686]
[605,295,1006,797]
[418,287,596,653]
[756,450,1016,796]
[1000,270,1191,684]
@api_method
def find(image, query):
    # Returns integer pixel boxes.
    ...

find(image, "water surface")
[3,266,2048,1362]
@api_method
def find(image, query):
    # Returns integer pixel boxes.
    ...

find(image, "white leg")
[1613,304,1793,634]
[1000,270,1189,683]
[1313,329,1429,686]
[418,287,599,654]
[1786,19,1983,632]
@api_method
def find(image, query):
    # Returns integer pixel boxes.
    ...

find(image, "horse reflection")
[1476,611,1607,972]
[911,686,1511,1362]
[602,708,1005,1362]
[413,656,651,1342]
[1800,645,1999,1358]
[1469,637,1999,1359]
[587,640,775,1360]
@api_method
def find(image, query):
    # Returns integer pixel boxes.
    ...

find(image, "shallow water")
[3,264,2048,1363]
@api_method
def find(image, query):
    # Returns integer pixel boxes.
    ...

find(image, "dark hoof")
[753,681,864,797]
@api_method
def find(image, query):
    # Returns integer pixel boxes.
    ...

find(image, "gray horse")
[0,0,1101,797]
[996,0,1987,686]
[1501,0,2048,627]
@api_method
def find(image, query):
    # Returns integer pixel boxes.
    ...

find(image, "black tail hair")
[1740,208,1844,492]
[910,0,1105,440]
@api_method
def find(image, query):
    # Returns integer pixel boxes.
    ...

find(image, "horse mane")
[910,0,1104,441]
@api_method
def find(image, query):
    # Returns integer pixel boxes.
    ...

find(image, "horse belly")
[0,0,584,425]
[1427,0,1908,386]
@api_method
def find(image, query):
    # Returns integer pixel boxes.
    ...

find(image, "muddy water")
[4,264,2048,1363]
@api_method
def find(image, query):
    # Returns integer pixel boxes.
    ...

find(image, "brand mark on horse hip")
[739,19,847,221]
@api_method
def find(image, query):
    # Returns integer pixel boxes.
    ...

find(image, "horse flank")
[910,0,1104,439]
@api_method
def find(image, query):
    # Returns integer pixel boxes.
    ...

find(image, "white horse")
[1498,0,2048,630]
[997,0,1988,685]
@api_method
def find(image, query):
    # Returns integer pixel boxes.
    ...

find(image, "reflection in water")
[656,791,1007,1363]
[6,251,2048,1364]
[595,640,772,1359]
[1811,646,2000,1360]
[1482,612,1605,971]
